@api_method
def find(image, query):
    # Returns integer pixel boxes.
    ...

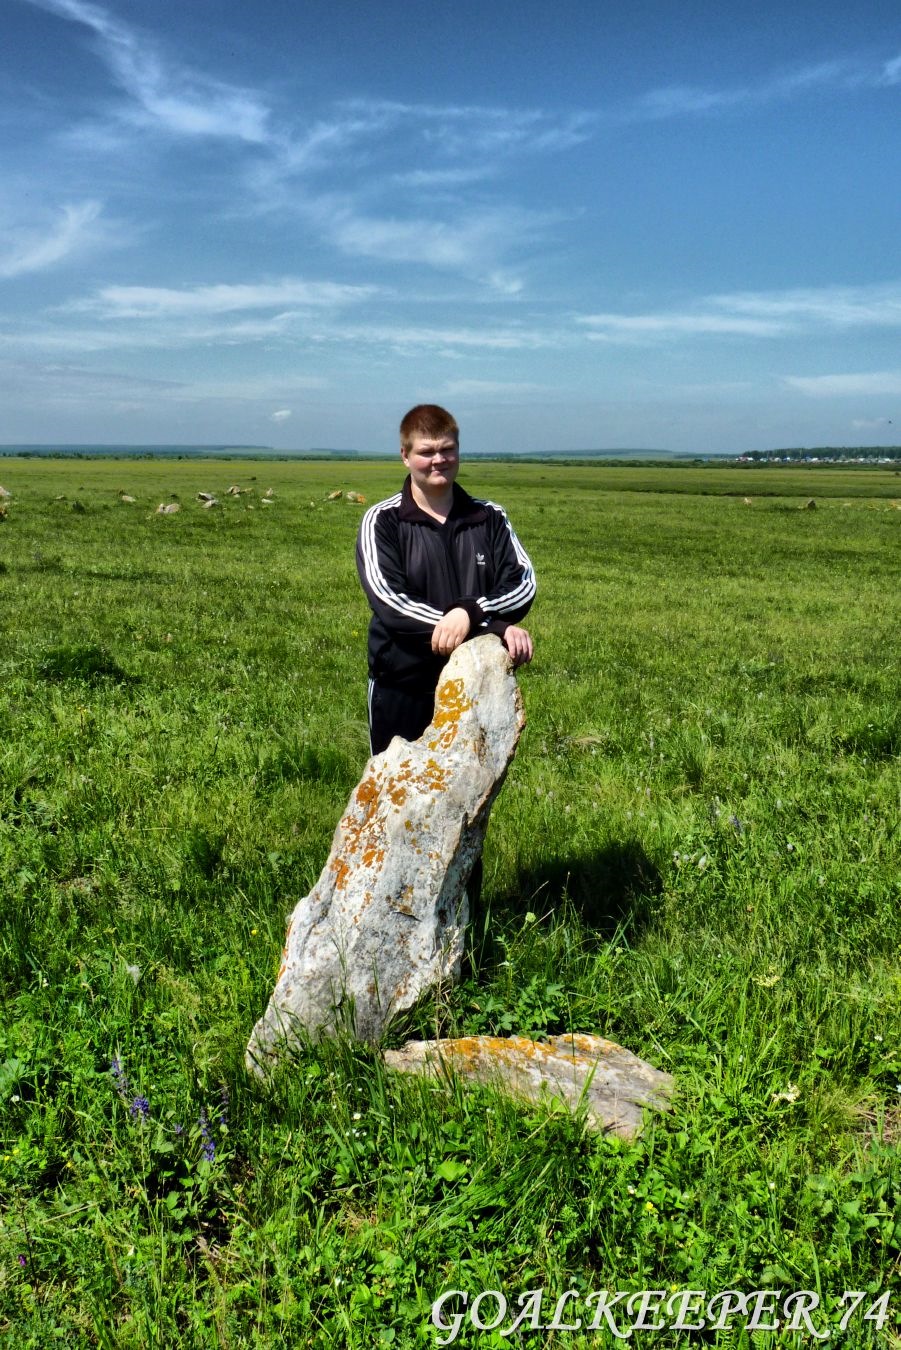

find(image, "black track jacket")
[356,476,536,689]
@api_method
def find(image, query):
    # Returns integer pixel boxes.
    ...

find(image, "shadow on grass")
[491,838,662,939]
[35,643,138,686]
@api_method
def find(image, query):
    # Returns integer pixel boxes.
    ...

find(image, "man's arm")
[356,500,443,635]
[475,502,537,627]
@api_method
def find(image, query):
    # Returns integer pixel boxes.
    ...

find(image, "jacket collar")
[398,475,487,525]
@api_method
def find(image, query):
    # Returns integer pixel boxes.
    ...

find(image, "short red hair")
[399,404,459,452]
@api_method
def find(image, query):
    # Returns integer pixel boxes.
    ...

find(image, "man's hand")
[502,625,533,667]
[431,607,471,656]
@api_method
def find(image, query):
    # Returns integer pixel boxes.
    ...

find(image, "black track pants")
[367,679,437,756]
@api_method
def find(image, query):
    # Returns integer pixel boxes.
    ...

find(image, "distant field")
[0,459,898,1347]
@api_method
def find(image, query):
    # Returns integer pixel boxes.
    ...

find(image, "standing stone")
[384,1034,674,1139]
[246,635,524,1070]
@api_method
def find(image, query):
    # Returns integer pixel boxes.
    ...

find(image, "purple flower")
[173,1122,185,1137]
[110,1057,130,1097]
[17,1254,27,1267]
[129,1096,150,1120]
[218,1083,230,1129]
[730,815,744,834]
[199,1108,215,1162]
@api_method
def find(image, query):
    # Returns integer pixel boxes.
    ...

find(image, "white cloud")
[629,54,901,121]
[270,408,292,423]
[580,311,782,340]
[66,277,377,318]
[25,0,270,142]
[0,200,105,278]
[312,322,559,353]
[784,371,901,397]
[444,379,547,398]
[577,282,901,344]
[882,54,901,85]
[338,99,595,157]
[308,198,552,284]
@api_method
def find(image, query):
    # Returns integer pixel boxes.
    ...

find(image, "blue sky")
[2,0,900,453]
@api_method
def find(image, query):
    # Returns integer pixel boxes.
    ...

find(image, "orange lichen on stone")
[361,844,385,868]
[416,757,449,794]
[355,776,380,808]
[331,857,351,890]
[386,782,407,807]
[427,677,473,750]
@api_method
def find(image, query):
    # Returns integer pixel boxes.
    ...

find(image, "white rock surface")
[247,635,524,1068]
[384,1033,673,1139]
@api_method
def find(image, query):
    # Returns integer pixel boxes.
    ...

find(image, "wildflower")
[18,1254,27,1267]
[199,1109,215,1162]
[173,1123,185,1137]
[729,815,744,833]
[110,1058,129,1098]
[218,1084,230,1129]
[644,1201,656,1213]
[697,854,708,871]
[130,1096,150,1120]
[772,1084,800,1104]
[125,963,141,984]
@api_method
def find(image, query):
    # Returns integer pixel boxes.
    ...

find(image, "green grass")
[0,458,899,1347]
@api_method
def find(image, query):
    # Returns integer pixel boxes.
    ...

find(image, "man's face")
[401,435,460,493]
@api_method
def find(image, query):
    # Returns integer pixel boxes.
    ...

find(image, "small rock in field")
[345,491,366,503]
[119,493,137,503]
[326,488,343,501]
[0,485,11,498]
[804,498,817,510]
[264,488,275,498]
[226,485,242,496]
[385,1033,673,1139]
[201,498,219,509]
[197,492,217,503]
[71,500,87,513]
[156,502,181,514]
[743,496,753,505]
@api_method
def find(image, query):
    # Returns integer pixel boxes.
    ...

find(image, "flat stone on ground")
[384,1033,673,1138]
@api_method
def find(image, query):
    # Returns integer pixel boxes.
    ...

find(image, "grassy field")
[0,457,899,1347]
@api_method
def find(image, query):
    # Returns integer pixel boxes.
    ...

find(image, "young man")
[356,404,535,756]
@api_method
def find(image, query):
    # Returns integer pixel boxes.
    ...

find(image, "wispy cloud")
[25,0,270,141]
[784,371,901,397]
[628,52,901,121]
[444,379,548,398]
[270,408,292,423]
[578,282,901,344]
[65,277,377,319]
[0,200,106,278]
[338,99,596,157]
[304,197,556,289]
[312,322,561,353]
